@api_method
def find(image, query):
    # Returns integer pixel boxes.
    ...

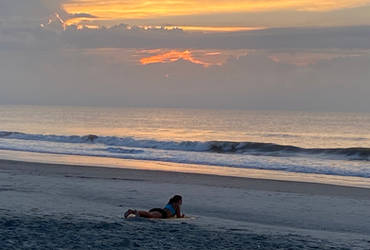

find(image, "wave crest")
[0,131,369,161]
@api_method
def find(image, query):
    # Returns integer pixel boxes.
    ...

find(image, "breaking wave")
[0,131,369,161]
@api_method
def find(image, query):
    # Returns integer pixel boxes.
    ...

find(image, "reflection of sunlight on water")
[1,149,370,188]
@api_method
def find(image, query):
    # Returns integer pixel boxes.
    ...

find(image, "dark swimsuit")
[149,208,168,218]
[149,204,176,219]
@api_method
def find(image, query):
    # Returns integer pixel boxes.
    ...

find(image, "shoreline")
[1,158,370,199]
[1,149,370,189]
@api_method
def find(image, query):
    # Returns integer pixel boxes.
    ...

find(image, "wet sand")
[1,159,370,249]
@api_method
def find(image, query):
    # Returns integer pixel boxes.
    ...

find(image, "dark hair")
[168,195,182,204]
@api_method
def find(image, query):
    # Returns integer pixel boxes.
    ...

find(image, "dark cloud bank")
[2,21,370,50]
[1,11,370,112]
[62,25,370,50]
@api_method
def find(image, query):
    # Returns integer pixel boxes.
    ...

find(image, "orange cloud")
[67,48,249,67]
[56,0,370,31]
[139,49,249,67]
[140,50,212,67]
[63,0,370,21]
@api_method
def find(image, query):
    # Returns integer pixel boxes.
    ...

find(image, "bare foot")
[124,209,134,218]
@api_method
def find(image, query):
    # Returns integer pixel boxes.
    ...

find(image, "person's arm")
[175,204,184,218]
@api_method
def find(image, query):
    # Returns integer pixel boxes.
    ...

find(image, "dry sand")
[1,159,370,249]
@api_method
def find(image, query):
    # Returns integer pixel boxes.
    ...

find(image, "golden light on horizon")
[61,18,265,32]
[63,0,370,21]
[128,25,265,33]
[162,26,265,32]
[64,17,96,27]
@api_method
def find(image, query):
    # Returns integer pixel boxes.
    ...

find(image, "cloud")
[3,21,370,52]
[62,0,370,20]
[0,0,66,35]
[0,0,64,19]
[2,1,370,32]
[2,4,370,54]
[1,0,369,112]
[58,25,370,50]
[1,46,369,112]
[130,5,370,28]
[59,1,370,30]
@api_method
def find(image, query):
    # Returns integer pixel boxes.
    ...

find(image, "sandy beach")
[1,159,370,249]
[3,0,370,247]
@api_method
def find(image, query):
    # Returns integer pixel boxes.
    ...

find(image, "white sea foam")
[0,131,369,161]
[0,135,369,178]
[1,107,370,179]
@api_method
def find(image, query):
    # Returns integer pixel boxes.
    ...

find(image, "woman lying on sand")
[124,195,184,219]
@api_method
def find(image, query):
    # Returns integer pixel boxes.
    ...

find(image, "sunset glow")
[63,0,370,18]
[139,49,249,67]
[161,26,265,33]
[79,48,361,68]
[140,50,217,67]
[62,0,370,28]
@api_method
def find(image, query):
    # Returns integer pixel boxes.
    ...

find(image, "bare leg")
[137,211,152,218]
[125,209,163,219]
[137,211,162,218]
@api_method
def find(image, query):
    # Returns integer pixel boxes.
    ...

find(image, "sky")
[1,0,370,112]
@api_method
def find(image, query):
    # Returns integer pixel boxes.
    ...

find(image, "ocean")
[0,105,369,179]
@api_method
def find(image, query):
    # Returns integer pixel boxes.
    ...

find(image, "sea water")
[0,105,369,178]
